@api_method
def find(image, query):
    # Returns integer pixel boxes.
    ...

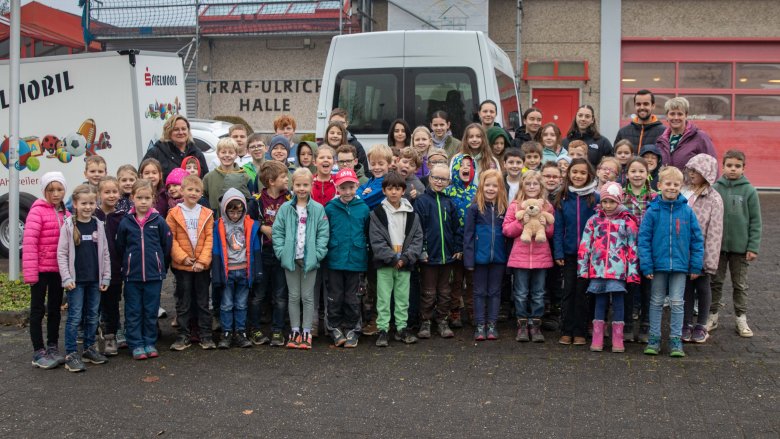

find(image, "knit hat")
[166,167,188,187]
[40,171,66,195]
[334,168,359,187]
[269,135,290,153]
[557,155,572,165]
[600,181,623,203]
[487,126,511,146]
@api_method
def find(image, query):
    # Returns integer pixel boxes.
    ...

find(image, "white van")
[315,30,520,146]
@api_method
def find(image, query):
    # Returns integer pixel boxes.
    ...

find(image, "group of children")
[22,114,762,372]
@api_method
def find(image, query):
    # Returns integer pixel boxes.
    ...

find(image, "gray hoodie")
[220,187,248,268]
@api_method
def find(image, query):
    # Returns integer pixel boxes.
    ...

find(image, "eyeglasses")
[337,160,355,166]
[430,176,450,184]
[248,144,265,150]
[598,167,615,175]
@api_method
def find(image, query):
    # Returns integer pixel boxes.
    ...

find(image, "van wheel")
[0,193,37,258]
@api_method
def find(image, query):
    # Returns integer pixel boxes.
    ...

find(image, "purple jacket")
[656,122,717,172]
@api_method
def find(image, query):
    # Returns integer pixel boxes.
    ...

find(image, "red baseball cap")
[334,168,359,186]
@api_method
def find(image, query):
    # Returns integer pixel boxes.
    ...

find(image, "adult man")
[614,90,666,152]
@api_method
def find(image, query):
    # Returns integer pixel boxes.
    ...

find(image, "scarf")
[568,179,598,197]
[432,131,452,149]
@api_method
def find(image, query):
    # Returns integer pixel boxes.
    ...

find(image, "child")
[23,172,70,369]
[311,144,335,336]
[541,162,564,329]
[444,154,477,326]
[182,156,202,176]
[389,146,401,172]
[139,158,169,219]
[504,148,524,203]
[521,141,543,173]
[66,156,108,212]
[540,122,568,165]
[553,158,599,345]
[487,126,511,167]
[613,140,634,186]
[397,146,425,201]
[57,184,111,372]
[638,166,704,357]
[272,168,330,350]
[557,155,571,176]
[411,126,435,178]
[96,176,120,221]
[542,161,563,201]
[578,182,640,353]
[454,123,500,185]
[622,157,657,342]
[95,177,122,355]
[566,140,588,161]
[297,141,317,172]
[324,169,370,347]
[430,110,461,159]
[464,169,508,340]
[203,138,251,214]
[358,144,393,210]
[166,175,216,351]
[504,171,555,343]
[369,172,423,347]
[243,134,267,195]
[681,154,723,343]
[336,144,369,186]
[213,188,262,349]
[596,156,620,190]
[415,163,462,339]
[324,120,347,151]
[420,149,448,188]
[269,134,296,184]
[165,168,188,210]
[709,150,762,337]
[248,160,291,346]
[639,144,663,191]
[116,180,173,360]
[116,164,137,213]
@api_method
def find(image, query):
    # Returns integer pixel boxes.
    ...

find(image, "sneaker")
[637,324,650,343]
[735,314,753,338]
[199,338,216,350]
[250,330,270,345]
[438,320,454,338]
[332,328,347,347]
[218,332,232,349]
[171,316,179,328]
[286,331,302,349]
[362,319,378,336]
[474,325,486,341]
[417,320,432,339]
[145,345,159,358]
[32,349,58,369]
[669,336,685,357]
[132,347,148,360]
[300,333,312,350]
[573,336,587,346]
[644,334,661,355]
[82,345,108,364]
[394,328,417,344]
[486,323,499,340]
[530,319,545,343]
[344,330,359,348]
[706,312,719,331]
[46,344,66,365]
[64,352,86,372]
[116,328,128,349]
[170,335,192,351]
[692,324,709,343]
[270,331,285,347]
[234,332,253,348]
[449,310,463,328]
[375,330,389,347]
[103,335,118,356]
[158,307,167,319]
[681,324,693,342]
[515,319,529,342]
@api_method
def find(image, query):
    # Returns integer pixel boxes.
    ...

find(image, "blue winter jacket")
[324,197,370,272]
[553,192,600,260]
[463,201,507,268]
[414,188,462,265]
[358,175,386,211]
[638,195,704,274]
[116,210,172,282]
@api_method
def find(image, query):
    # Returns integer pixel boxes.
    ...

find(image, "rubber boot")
[590,319,605,352]
[611,321,625,353]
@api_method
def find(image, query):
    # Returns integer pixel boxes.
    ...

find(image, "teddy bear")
[516,198,555,243]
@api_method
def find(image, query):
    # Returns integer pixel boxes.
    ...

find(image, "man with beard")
[614,90,666,152]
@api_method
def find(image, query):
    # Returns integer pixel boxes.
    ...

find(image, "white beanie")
[41,171,67,195]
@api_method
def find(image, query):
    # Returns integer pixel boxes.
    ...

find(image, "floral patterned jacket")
[577,206,640,283]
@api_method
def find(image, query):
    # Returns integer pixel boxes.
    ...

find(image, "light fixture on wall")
[622,78,636,82]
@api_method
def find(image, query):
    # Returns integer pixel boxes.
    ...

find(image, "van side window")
[333,69,401,135]
[408,69,477,140]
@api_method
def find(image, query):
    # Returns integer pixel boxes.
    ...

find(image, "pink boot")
[611,322,625,353]
[590,320,605,352]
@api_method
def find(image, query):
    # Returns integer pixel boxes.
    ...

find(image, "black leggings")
[29,272,64,351]
[101,282,123,335]
[561,255,589,337]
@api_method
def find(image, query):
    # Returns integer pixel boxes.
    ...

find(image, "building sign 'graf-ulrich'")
[204,79,321,113]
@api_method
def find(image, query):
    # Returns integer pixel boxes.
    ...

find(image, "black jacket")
[144,139,209,181]
[614,116,665,153]
[562,132,613,167]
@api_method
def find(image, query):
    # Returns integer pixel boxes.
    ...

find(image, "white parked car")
[189,118,232,173]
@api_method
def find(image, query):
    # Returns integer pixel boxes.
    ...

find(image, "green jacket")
[272,195,330,272]
[243,160,265,194]
[202,164,251,214]
[713,175,762,254]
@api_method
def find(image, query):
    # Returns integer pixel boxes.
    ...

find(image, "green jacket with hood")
[272,195,330,272]
[713,174,762,254]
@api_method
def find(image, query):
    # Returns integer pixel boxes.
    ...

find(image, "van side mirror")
[509,111,520,131]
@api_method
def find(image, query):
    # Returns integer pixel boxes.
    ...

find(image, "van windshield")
[333,68,478,140]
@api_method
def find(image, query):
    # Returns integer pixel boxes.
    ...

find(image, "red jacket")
[23,199,71,284]
[311,177,336,207]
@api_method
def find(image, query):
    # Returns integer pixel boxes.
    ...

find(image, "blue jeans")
[649,272,686,338]
[249,249,287,333]
[221,269,249,332]
[513,268,546,319]
[593,292,624,322]
[65,282,100,354]
[124,280,162,351]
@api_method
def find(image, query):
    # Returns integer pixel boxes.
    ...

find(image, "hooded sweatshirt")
[220,188,248,269]
[368,197,423,270]
[443,154,477,236]
[212,188,262,287]
[683,154,724,274]
[639,143,663,191]
[713,174,762,255]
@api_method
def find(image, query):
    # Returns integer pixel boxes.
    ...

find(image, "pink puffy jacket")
[502,199,555,269]
[22,199,70,284]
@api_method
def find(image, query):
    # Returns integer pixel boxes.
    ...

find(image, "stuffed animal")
[516,198,555,243]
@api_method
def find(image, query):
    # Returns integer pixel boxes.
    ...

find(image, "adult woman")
[143,115,208,179]
[430,110,461,159]
[655,97,717,171]
[561,105,613,167]
[514,107,543,145]
[387,119,411,149]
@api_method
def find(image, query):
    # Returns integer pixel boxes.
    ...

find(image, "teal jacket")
[713,175,762,254]
[324,197,370,272]
[272,196,330,272]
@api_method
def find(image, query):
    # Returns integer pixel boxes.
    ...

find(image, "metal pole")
[516,1,522,103]
[8,0,20,279]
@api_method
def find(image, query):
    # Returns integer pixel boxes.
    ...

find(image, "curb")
[0,309,28,326]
